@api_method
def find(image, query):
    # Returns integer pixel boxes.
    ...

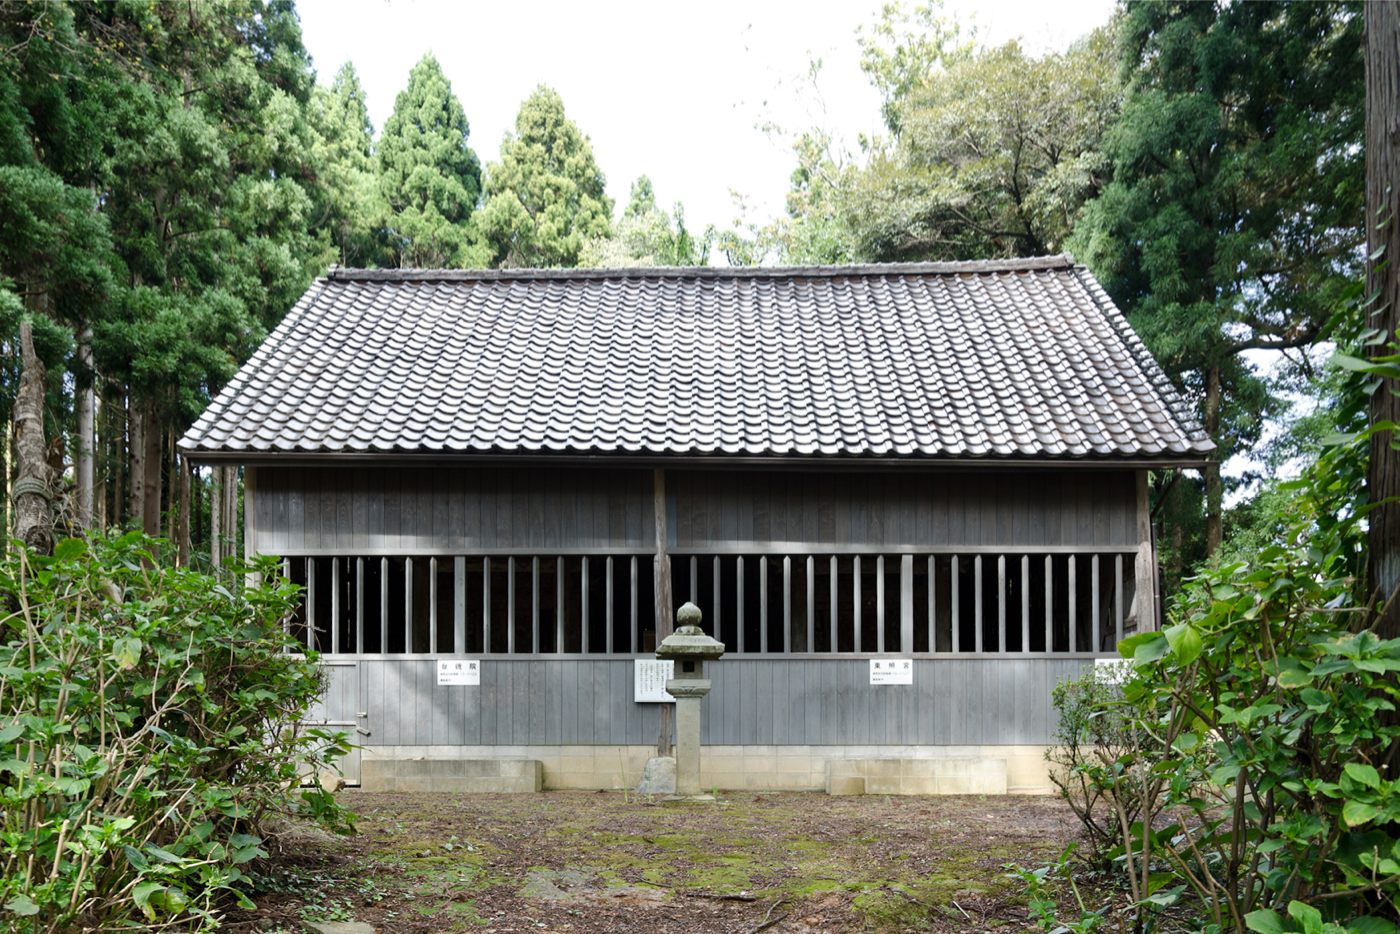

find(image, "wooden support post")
[1133,471,1159,631]
[481,557,491,653]
[605,556,614,654]
[652,468,673,756]
[996,554,1006,653]
[356,557,365,653]
[382,557,389,652]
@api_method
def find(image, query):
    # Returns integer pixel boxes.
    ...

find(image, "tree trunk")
[141,402,161,537]
[211,464,223,571]
[1203,365,1223,556]
[177,453,191,566]
[13,321,53,555]
[75,327,94,529]
[128,398,143,528]
[1367,1,1400,638]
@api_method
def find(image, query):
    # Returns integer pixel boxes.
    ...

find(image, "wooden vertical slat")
[900,554,913,654]
[853,555,862,653]
[581,556,590,654]
[282,558,291,640]
[331,557,340,654]
[997,554,1006,653]
[506,556,516,655]
[950,555,960,653]
[1021,555,1030,652]
[405,556,414,654]
[737,555,745,653]
[1068,555,1078,653]
[429,556,438,655]
[454,556,466,655]
[1091,554,1101,654]
[605,556,614,655]
[630,555,638,653]
[531,556,540,654]
[356,557,364,654]
[1115,554,1125,647]
[806,555,816,653]
[760,556,769,653]
[782,555,792,653]
[690,555,698,603]
[556,556,565,653]
[1044,555,1053,653]
[974,555,983,654]
[876,555,886,653]
[713,556,722,642]
[829,555,838,653]
[307,557,316,652]
[482,557,490,654]
[927,556,935,652]
[380,557,388,653]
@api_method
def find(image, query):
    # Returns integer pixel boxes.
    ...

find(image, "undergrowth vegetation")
[0,532,351,932]
[1041,357,1400,932]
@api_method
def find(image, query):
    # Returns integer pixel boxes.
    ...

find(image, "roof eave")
[180,448,1214,471]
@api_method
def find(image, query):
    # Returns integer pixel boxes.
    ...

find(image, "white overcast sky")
[295,0,1117,236]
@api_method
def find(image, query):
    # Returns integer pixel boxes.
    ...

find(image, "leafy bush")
[1048,476,1399,932]
[0,532,351,932]
[1047,667,1149,867]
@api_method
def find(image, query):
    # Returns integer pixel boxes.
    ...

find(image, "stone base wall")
[356,744,1055,795]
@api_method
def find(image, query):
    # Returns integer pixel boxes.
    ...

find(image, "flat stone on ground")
[303,922,375,934]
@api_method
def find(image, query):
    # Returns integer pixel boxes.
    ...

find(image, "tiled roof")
[179,256,1213,462]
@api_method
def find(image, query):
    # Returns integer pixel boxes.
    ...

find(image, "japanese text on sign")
[437,659,480,686]
[634,659,675,702]
[869,658,913,685]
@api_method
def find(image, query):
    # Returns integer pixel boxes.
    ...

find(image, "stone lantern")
[655,602,725,796]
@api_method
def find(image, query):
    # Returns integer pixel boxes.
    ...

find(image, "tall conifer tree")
[312,62,382,267]
[476,86,612,268]
[377,54,482,267]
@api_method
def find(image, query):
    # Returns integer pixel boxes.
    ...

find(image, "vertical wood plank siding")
[333,657,1095,746]
[248,466,1138,555]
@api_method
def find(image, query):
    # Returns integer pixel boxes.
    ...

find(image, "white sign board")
[634,659,675,703]
[869,658,914,685]
[437,659,480,686]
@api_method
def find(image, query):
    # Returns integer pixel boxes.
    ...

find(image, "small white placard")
[437,659,480,686]
[634,659,675,703]
[869,658,914,685]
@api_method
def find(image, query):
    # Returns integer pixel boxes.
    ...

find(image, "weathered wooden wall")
[308,656,1096,747]
[247,465,1140,555]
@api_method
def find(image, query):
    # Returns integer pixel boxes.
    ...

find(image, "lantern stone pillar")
[655,602,725,797]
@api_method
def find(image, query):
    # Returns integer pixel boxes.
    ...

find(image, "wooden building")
[179,256,1211,794]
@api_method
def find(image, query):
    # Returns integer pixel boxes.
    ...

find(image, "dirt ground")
[221,791,1089,933]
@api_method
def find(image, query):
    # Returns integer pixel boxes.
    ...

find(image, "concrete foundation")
[359,757,543,793]
[825,757,1007,795]
[356,744,1053,794]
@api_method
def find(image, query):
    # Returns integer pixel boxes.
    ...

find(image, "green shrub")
[1051,527,1400,932]
[0,532,351,932]
[1046,667,1149,867]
